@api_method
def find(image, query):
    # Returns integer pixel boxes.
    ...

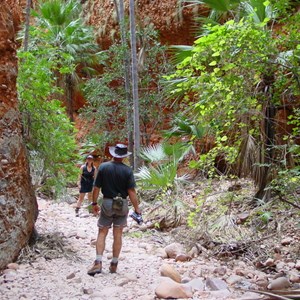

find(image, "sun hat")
[109,144,132,158]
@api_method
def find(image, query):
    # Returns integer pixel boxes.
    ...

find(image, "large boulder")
[0,0,38,270]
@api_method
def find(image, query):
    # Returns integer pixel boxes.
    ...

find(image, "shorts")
[97,198,129,228]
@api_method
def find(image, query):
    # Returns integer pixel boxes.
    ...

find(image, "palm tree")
[182,0,275,25]
[31,0,100,121]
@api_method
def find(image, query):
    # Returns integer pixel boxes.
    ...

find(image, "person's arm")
[77,165,84,188]
[92,186,100,204]
[127,188,141,214]
[91,186,100,215]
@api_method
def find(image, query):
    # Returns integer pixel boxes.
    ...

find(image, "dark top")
[80,164,95,193]
[94,161,136,198]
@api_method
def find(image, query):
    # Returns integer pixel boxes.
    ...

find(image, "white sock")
[96,255,102,262]
[111,257,118,263]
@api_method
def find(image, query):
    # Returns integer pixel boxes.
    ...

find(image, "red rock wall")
[0,0,38,270]
[83,0,206,49]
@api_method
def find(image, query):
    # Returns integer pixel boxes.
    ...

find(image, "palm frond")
[237,134,259,178]
[168,45,193,65]
[140,144,167,162]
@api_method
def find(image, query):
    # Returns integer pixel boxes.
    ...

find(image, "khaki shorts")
[97,198,128,228]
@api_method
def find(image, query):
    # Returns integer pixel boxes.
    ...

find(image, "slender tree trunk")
[254,73,276,202]
[65,74,74,122]
[129,0,141,170]
[23,0,31,51]
[114,0,134,166]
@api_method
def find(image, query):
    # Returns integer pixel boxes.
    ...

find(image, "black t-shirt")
[94,161,136,198]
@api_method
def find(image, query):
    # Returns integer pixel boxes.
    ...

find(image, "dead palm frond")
[237,134,259,178]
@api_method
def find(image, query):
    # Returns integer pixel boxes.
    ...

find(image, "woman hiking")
[75,155,97,217]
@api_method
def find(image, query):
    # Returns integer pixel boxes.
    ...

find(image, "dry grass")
[17,232,80,264]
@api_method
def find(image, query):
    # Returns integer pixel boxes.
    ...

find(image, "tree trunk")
[65,73,74,122]
[23,0,31,51]
[129,0,141,170]
[254,73,276,202]
[114,0,134,166]
[0,1,38,270]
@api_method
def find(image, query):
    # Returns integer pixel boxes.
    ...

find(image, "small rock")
[206,277,228,291]
[187,246,199,258]
[155,277,193,299]
[4,272,17,282]
[164,243,184,259]
[236,213,250,224]
[274,245,281,254]
[160,263,181,283]
[7,263,19,270]
[226,275,243,285]
[255,277,268,289]
[281,237,293,246]
[235,268,247,277]
[76,230,87,239]
[289,272,300,283]
[66,272,76,280]
[213,266,227,276]
[68,277,82,284]
[264,258,275,267]
[276,261,286,272]
[296,260,300,270]
[268,277,290,290]
[185,278,205,291]
[124,273,138,282]
[156,247,168,259]
[175,254,192,262]
[181,277,191,284]
[287,262,296,269]
[83,288,93,295]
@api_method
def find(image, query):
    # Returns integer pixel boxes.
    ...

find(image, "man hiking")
[88,144,141,276]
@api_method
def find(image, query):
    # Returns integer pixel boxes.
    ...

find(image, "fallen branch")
[247,289,300,300]
[279,195,300,210]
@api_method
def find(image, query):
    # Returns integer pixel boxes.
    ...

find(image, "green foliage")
[26,0,101,121]
[163,113,206,141]
[16,0,101,195]
[135,142,191,190]
[81,27,172,146]
[166,20,273,174]
[166,13,300,187]
[18,49,78,197]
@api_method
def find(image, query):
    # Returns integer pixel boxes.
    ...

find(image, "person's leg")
[75,193,85,216]
[112,226,123,258]
[110,215,126,273]
[96,227,109,257]
[88,208,113,276]
[87,191,92,202]
[87,227,109,276]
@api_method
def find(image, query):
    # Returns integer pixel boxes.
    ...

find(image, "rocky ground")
[0,192,299,300]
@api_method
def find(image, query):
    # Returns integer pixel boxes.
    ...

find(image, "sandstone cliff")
[0,0,38,270]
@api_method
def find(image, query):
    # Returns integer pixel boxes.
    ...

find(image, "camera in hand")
[130,211,143,225]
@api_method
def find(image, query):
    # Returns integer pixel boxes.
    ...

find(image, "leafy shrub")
[18,50,78,197]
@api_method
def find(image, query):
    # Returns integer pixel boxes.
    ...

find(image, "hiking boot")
[109,261,118,273]
[75,207,80,217]
[87,261,102,276]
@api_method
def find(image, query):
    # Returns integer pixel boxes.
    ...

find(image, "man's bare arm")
[127,188,141,214]
[92,186,100,203]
